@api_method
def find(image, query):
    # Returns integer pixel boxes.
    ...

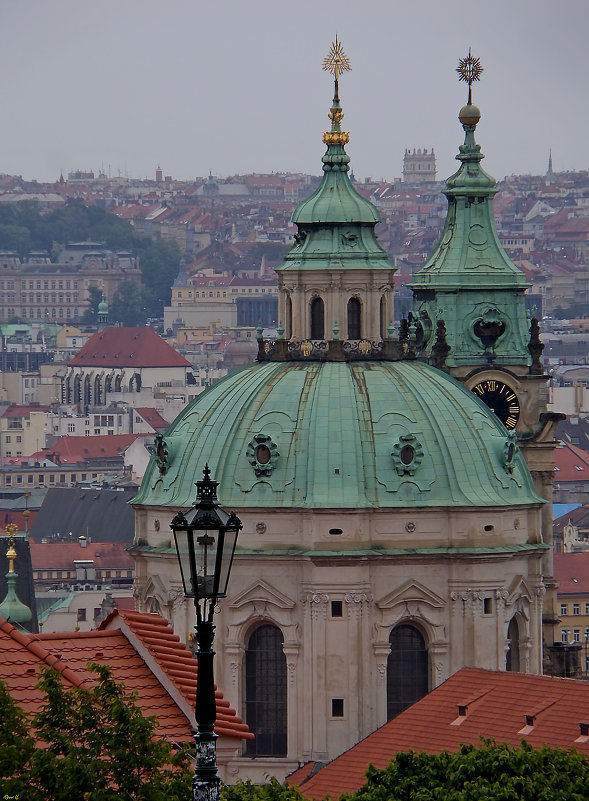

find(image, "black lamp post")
[170,464,242,801]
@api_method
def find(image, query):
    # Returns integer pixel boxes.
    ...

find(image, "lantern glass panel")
[173,528,197,598]
[215,528,239,598]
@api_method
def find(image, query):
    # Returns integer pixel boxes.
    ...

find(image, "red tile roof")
[100,610,253,740]
[1,404,50,417]
[67,327,191,368]
[554,442,589,481]
[35,433,139,463]
[0,610,252,744]
[134,407,170,431]
[554,552,589,593]
[294,668,589,799]
[30,540,134,570]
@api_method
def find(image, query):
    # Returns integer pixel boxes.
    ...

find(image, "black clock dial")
[471,380,520,430]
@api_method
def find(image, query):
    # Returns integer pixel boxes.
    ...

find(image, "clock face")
[471,379,520,430]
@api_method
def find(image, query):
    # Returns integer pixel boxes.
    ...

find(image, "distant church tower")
[403,148,436,183]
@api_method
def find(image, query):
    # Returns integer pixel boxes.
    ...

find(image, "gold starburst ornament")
[457,49,483,105]
[323,36,351,81]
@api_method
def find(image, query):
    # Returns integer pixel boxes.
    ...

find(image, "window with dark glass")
[387,624,428,720]
[245,624,287,756]
[506,617,520,671]
[310,297,324,340]
[347,297,361,339]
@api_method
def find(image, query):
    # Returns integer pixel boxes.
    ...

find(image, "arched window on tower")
[380,295,387,339]
[285,294,292,340]
[387,624,428,720]
[347,297,361,340]
[310,297,324,340]
[506,617,520,671]
[245,624,287,756]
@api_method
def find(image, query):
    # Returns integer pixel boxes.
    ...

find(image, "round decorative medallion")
[392,434,424,476]
[247,434,279,477]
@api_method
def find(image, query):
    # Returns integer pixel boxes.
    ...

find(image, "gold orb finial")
[457,49,483,105]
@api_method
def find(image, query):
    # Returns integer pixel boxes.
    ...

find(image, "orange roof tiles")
[0,610,252,745]
[554,442,589,481]
[100,610,253,741]
[134,407,171,431]
[35,433,139,463]
[67,327,191,368]
[294,668,589,799]
[30,540,134,570]
[554,552,589,593]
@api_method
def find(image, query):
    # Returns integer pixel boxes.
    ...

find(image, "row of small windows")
[34,569,133,580]
[1,471,98,486]
[0,280,79,290]
[2,307,80,319]
[176,287,278,299]
[561,628,589,643]
[245,617,524,756]
[560,603,589,616]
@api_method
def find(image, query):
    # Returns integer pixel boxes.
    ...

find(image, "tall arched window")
[74,375,81,404]
[387,624,428,720]
[245,624,287,756]
[380,296,387,339]
[310,297,324,340]
[347,297,361,339]
[94,376,102,406]
[506,617,520,671]
[285,294,292,340]
[83,375,91,408]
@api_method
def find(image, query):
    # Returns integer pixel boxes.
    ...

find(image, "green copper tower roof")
[277,39,392,273]
[411,52,532,367]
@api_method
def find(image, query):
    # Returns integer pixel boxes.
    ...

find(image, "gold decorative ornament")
[6,537,17,573]
[322,36,351,81]
[456,49,483,105]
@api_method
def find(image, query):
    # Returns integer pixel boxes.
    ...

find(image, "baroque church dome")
[135,358,539,510]
[132,45,550,782]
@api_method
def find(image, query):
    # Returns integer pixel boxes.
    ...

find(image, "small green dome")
[98,297,108,313]
[135,360,541,510]
[0,573,32,626]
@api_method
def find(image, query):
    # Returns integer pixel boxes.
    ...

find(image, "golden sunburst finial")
[456,49,483,105]
[323,36,352,82]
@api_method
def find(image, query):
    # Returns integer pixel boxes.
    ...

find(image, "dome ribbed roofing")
[135,360,541,510]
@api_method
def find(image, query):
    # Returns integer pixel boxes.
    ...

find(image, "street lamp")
[170,464,242,801]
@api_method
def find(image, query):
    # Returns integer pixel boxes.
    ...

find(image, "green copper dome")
[135,359,541,510]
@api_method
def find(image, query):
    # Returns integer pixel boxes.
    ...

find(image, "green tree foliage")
[223,777,305,801]
[83,285,104,325]
[111,280,147,327]
[0,664,191,801]
[222,741,589,801]
[344,740,589,801]
[0,202,181,319]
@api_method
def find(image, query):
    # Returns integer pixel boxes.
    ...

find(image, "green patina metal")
[133,359,542,511]
[0,570,32,626]
[410,103,531,367]
[276,88,392,272]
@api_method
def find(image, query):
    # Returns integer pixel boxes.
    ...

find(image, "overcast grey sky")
[1,0,585,184]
